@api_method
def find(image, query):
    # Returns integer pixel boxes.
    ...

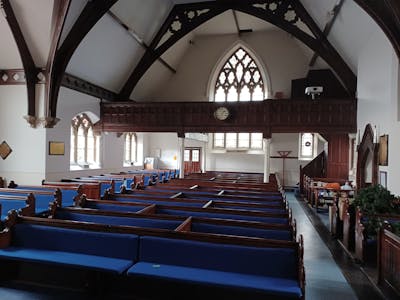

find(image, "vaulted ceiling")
[0,0,399,125]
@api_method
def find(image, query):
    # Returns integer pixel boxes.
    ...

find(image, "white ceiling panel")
[193,10,236,36]
[193,10,276,36]
[110,0,173,45]
[161,32,194,69]
[0,11,22,68]
[67,14,146,92]
[323,0,382,73]
[236,11,277,32]
[300,0,338,30]
[11,0,53,67]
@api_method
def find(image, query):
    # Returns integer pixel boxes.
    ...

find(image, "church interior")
[0,0,399,299]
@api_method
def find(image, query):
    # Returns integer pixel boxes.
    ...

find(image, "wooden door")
[184,148,201,175]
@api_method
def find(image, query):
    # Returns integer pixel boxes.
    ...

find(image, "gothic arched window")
[124,132,137,165]
[214,47,265,102]
[70,113,100,168]
[212,47,266,150]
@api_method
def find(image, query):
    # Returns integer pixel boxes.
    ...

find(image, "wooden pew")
[41,181,100,200]
[108,191,286,208]
[0,212,304,299]
[75,196,292,226]
[377,223,400,297]
[0,194,36,219]
[329,193,354,237]
[355,208,400,262]
[342,198,355,251]
[304,177,349,206]
[0,188,61,213]
[49,204,296,241]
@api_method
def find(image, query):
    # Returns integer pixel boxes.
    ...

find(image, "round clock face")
[214,107,230,121]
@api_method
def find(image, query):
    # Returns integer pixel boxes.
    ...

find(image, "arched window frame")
[208,42,271,101]
[124,132,137,165]
[298,133,316,161]
[209,43,269,150]
[70,113,101,169]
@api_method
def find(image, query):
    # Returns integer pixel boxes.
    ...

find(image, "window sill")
[70,164,101,171]
[210,149,264,155]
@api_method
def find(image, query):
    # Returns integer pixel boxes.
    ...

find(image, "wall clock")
[214,106,230,121]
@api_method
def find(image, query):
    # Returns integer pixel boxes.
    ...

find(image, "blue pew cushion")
[137,236,298,277]
[127,262,302,298]
[11,224,138,260]
[191,223,292,240]
[55,211,182,230]
[0,224,139,273]
[0,248,133,274]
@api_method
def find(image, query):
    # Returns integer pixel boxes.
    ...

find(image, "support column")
[263,138,271,183]
[202,142,207,173]
[178,135,185,179]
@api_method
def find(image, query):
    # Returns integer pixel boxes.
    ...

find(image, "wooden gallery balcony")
[97,98,357,135]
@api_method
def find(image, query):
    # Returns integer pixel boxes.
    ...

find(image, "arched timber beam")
[47,0,117,127]
[119,0,356,100]
[119,2,229,99]
[44,0,71,128]
[241,0,356,95]
[1,0,40,126]
[354,0,400,59]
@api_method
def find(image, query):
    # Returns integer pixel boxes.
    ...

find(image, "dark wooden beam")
[309,0,345,66]
[47,0,118,127]
[354,0,400,59]
[119,0,356,99]
[232,10,241,35]
[97,98,357,134]
[45,0,71,127]
[106,11,176,74]
[1,0,39,119]
[283,0,356,95]
[61,73,117,101]
[118,2,228,99]
[0,69,43,85]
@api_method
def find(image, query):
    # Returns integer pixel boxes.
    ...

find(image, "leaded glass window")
[124,133,137,164]
[70,113,100,168]
[212,47,266,150]
[215,47,264,102]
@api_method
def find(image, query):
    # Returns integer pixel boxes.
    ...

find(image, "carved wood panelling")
[325,134,349,179]
[97,98,357,134]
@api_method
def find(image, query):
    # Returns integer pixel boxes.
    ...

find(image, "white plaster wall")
[0,86,46,185]
[152,30,310,101]
[145,133,206,170]
[145,133,180,170]
[356,22,400,194]
[207,133,307,187]
[145,132,318,187]
[45,87,144,181]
